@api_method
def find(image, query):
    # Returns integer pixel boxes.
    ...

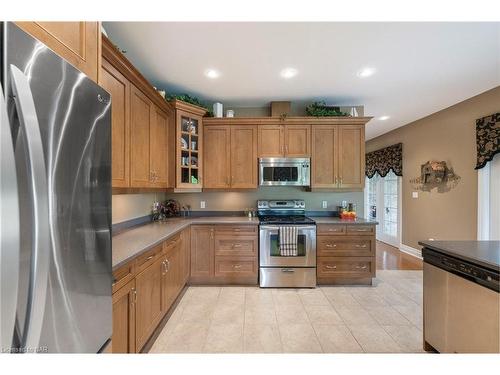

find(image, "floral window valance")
[475,112,499,170]
[366,143,403,178]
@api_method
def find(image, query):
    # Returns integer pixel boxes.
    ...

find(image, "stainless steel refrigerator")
[0,22,112,353]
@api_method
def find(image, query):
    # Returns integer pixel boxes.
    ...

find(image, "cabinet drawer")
[163,233,182,254]
[317,257,375,278]
[112,261,136,294]
[215,225,257,234]
[214,235,257,256]
[135,244,163,273]
[214,256,257,279]
[317,237,374,257]
[346,225,375,235]
[317,224,346,235]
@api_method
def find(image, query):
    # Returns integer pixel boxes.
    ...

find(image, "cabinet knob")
[325,265,337,270]
[325,243,337,248]
[233,264,242,269]
[355,244,367,248]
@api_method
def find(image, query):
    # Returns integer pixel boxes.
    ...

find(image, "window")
[478,155,500,240]
[365,170,401,247]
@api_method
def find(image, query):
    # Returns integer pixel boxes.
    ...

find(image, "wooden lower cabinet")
[190,225,258,284]
[317,224,376,285]
[180,227,191,285]
[111,231,190,353]
[135,257,164,351]
[190,226,215,282]
[112,279,136,353]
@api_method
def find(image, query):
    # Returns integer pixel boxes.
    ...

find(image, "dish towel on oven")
[279,226,298,256]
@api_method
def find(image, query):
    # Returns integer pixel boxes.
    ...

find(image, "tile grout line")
[320,286,366,353]
[298,288,324,353]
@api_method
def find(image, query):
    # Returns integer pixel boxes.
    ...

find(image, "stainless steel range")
[258,200,316,288]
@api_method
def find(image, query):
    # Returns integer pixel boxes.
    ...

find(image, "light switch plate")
[412,191,418,198]
[200,201,206,209]
[322,201,327,209]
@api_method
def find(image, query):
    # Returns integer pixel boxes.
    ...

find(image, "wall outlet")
[412,191,418,198]
[200,201,206,209]
[322,201,328,209]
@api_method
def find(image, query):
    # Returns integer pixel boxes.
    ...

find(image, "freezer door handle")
[10,65,50,351]
[0,83,20,352]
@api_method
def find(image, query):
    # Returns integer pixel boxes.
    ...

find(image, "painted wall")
[112,192,167,224]
[112,188,364,224]
[366,86,500,249]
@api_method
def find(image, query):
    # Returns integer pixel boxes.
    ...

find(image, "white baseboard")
[399,243,422,259]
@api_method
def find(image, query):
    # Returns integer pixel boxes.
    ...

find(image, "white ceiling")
[103,22,500,140]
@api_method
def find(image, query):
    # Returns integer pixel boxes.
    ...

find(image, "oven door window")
[262,166,299,182]
[269,234,306,256]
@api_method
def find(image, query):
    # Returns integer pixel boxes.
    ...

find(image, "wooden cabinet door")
[161,247,178,314]
[311,125,338,188]
[338,125,365,189]
[130,86,153,187]
[231,126,257,188]
[258,125,284,157]
[135,257,163,351]
[285,125,311,157]
[190,226,214,281]
[203,126,230,188]
[100,59,130,188]
[112,279,136,353]
[16,22,100,82]
[181,228,191,285]
[150,106,170,187]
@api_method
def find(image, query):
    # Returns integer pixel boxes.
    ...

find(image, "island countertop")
[112,216,259,270]
[419,240,500,270]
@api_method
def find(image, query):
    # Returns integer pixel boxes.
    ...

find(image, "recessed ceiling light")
[204,69,220,79]
[357,67,376,78]
[280,68,298,79]
[379,115,390,121]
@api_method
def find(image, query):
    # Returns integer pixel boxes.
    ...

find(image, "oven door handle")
[260,225,317,231]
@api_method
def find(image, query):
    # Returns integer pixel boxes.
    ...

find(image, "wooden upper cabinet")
[190,226,214,281]
[285,125,311,157]
[100,59,130,188]
[338,125,365,189]
[150,106,170,188]
[204,126,230,188]
[130,86,153,187]
[16,22,100,82]
[258,125,284,157]
[258,124,310,157]
[231,126,258,188]
[311,125,338,188]
[112,279,136,353]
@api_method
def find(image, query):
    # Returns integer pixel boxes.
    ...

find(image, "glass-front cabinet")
[170,100,207,190]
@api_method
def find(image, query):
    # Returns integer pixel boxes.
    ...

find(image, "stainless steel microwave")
[259,158,310,186]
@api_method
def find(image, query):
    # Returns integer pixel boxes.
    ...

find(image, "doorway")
[365,170,402,248]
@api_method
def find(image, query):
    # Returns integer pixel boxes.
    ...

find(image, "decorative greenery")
[167,93,206,108]
[166,93,214,117]
[306,101,349,117]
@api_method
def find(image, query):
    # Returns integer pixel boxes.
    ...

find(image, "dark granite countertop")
[419,240,500,270]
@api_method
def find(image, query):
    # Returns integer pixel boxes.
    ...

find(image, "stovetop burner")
[258,215,316,225]
[257,199,315,225]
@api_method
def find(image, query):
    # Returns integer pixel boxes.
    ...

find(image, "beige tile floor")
[150,270,426,353]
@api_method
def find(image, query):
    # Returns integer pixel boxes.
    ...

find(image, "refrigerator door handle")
[9,64,50,351]
[0,84,20,352]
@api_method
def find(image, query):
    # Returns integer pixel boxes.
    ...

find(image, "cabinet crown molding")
[203,116,372,126]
